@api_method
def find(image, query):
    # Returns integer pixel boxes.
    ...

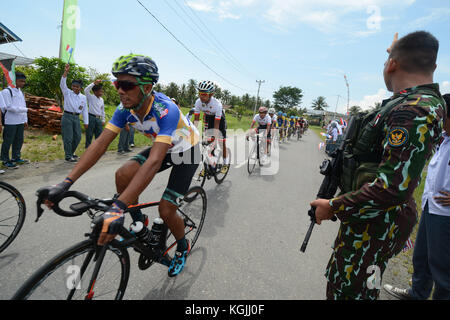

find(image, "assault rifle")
[300,117,357,253]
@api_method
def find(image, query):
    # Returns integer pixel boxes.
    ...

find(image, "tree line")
[12,57,380,117]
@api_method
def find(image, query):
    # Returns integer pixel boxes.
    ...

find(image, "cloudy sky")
[2,0,449,113]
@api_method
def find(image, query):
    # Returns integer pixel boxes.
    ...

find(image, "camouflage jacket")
[330,83,446,223]
[325,83,446,299]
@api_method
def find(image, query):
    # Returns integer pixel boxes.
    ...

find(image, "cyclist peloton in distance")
[268,108,277,151]
[276,111,284,141]
[42,54,200,278]
[193,81,230,173]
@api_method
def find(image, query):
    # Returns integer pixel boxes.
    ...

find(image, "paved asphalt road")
[0,130,399,300]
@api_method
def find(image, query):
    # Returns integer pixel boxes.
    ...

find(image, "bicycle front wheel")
[12,240,130,300]
[0,181,26,254]
[214,147,231,184]
[247,141,258,174]
[164,187,207,257]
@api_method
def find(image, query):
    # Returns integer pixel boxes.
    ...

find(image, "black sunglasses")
[113,80,140,92]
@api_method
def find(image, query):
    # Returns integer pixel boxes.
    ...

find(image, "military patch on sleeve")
[388,127,409,147]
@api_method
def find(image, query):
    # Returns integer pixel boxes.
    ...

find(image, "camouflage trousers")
[325,208,416,300]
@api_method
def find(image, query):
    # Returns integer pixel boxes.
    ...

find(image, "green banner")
[60,0,79,63]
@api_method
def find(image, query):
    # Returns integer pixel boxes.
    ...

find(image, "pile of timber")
[25,94,62,134]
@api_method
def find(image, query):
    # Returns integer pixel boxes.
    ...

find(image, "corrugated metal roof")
[0,52,34,66]
[0,23,22,45]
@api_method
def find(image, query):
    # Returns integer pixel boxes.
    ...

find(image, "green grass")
[310,125,327,142]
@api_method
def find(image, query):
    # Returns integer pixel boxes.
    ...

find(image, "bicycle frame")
[34,192,198,300]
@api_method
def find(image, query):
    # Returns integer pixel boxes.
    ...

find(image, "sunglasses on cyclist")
[113,80,140,92]
[114,80,153,92]
[198,92,211,97]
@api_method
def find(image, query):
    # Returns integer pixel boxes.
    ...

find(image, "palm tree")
[222,90,231,105]
[311,96,328,110]
[349,105,362,115]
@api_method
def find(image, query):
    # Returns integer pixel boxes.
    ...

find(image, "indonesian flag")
[0,59,16,88]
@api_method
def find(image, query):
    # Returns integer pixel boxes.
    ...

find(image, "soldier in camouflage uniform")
[311,31,447,300]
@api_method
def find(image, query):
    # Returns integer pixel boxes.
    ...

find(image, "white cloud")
[187,0,415,35]
[409,7,450,28]
[442,81,450,94]
[186,0,214,12]
[349,88,390,110]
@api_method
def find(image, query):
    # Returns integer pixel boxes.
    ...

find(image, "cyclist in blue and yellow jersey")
[277,111,285,141]
[289,116,296,136]
[40,54,200,278]
[268,108,277,146]
[283,113,289,138]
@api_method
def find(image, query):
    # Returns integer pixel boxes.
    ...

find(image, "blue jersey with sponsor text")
[106,92,199,153]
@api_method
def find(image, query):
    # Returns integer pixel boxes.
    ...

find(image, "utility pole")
[334,95,341,119]
[253,80,265,115]
[344,75,350,116]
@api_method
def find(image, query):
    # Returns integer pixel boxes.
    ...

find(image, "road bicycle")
[0,181,26,254]
[193,139,231,188]
[12,186,206,300]
[297,127,303,141]
[287,127,293,141]
[247,131,267,174]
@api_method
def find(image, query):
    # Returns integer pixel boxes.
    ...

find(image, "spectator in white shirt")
[60,64,88,162]
[1,72,29,169]
[84,80,105,149]
[384,93,450,300]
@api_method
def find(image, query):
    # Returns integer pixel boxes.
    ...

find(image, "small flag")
[66,44,74,54]
[402,238,414,252]
[66,45,74,63]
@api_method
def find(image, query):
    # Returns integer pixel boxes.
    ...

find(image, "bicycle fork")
[84,245,108,300]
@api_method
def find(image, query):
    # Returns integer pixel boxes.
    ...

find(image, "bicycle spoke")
[0,232,12,238]
[0,215,19,224]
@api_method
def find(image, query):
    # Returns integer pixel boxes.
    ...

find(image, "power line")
[181,0,260,80]
[2,33,28,58]
[136,0,250,93]
[163,0,246,77]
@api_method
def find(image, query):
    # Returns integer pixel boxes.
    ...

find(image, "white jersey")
[270,114,277,125]
[194,97,224,120]
[253,114,272,126]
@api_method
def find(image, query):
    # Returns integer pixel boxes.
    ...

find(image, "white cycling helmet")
[197,80,216,93]
[268,108,276,114]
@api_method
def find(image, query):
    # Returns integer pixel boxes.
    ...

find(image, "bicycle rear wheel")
[12,239,130,300]
[0,181,26,254]
[164,186,207,257]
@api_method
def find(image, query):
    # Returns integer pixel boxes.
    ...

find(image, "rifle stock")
[300,117,356,253]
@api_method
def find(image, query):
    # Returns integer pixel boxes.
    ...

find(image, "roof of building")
[0,23,22,45]
[0,52,34,66]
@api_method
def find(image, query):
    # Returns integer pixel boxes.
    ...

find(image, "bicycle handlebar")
[35,188,114,222]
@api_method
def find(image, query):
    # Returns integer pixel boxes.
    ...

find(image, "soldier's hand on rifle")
[310,199,334,225]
